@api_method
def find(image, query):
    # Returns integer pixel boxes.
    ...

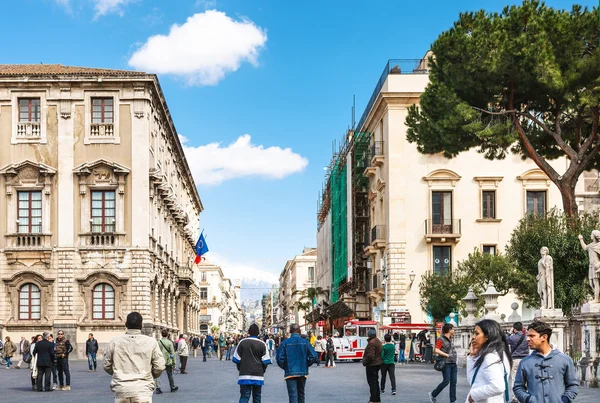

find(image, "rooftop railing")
[355,58,430,132]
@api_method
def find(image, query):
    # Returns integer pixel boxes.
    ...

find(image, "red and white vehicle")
[332,320,433,362]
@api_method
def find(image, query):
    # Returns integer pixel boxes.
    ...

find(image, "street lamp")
[409,270,416,288]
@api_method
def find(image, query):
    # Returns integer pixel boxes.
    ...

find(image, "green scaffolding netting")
[330,159,347,303]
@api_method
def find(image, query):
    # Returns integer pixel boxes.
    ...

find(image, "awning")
[325,300,354,320]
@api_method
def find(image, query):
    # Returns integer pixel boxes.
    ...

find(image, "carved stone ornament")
[76,271,129,324]
[0,160,56,196]
[73,159,130,195]
[3,271,55,325]
[93,168,112,182]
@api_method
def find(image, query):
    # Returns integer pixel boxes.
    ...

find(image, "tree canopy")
[505,209,597,313]
[456,250,526,296]
[419,271,469,323]
[406,0,600,217]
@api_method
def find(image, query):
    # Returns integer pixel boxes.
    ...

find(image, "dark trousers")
[57,357,70,386]
[51,362,58,384]
[315,351,321,366]
[202,347,207,361]
[164,365,176,389]
[366,365,381,402]
[180,356,188,372]
[239,384,262,403]
[380,363,396,391]
[36,366,52,391]
[326,351,334,367]
[285,376,306,403]
[431,362,457,402]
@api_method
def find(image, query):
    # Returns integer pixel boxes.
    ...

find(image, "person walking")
[513,320,578,403]
[313,335,324,367]
[507,322,528,403]
[2,336,16,369]
[398,332,407,364]
[156,329,178,394]
[55,329,73,391]
[33,332,55,392]
[325,334,335,368]
[191,336,200,358]
[177,335,190,374]
[104,312,165,403]
[233,323,271,403]
[276,324,317,403]
[267,336,276,360]
[48,334,59,390]
[362,329,383,403]
[466,319,512,403]
[380,333,397,395]
[86,333,99,372]
[201,335,208,362]
[16,335,31,369]
[429,323,457,403]
[207,334,214,358]
[219,333,227,361]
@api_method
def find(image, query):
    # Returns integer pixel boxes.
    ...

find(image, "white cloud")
[93,0,134,19]
[206,252,278,284]
[181,134,308,186]
[128,10,267,86]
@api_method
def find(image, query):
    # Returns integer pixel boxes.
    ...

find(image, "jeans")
[366,365,381,402]
[5,357,11,368]
[285,376,306,403]
[88,353,97,370]
[380,363,396,391]
[314,351,321,366]
[399,349,405,363]
[36,366,52,391]
[226,347,232,360]
[239,384,262,403]
[202,348,207,361]
[57,357,70,386]
[431,362,457,402]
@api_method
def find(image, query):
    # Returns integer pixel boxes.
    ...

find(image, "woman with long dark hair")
[466,319,512,403]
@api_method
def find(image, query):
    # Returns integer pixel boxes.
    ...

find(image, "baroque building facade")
[0,64,203,357]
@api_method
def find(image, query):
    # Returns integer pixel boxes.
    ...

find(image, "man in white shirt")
[177,335,190,374]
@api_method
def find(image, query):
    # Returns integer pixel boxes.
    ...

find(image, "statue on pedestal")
[578,231,600,303]
[537,247,554,309]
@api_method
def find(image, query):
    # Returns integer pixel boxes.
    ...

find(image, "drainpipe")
[382,253,388,318]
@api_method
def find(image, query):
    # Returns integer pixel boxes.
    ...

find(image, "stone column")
[57,89,74,246]
[130,91,150,248]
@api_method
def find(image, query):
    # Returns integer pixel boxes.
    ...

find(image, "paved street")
[1,355,599,403]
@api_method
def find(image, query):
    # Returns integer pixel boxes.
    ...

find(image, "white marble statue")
[578,231,600,303]
[537,247,554,309]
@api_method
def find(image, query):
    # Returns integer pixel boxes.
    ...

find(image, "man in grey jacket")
[513,320,578,403]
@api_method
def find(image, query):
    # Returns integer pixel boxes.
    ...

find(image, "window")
[91,190,116,232]
[483,245,497,255]
[432,191,452,233]
[92,98,114,124]
[482,190,496,219]
[433,246,451,275]
[527,191,546,216]
[19,98,41,122]
[308,266,315,283]
[19,283,41,320]
[201,272,207,282]
[200,287,208,300]
[93,283,115,320]
[18,191,42,233]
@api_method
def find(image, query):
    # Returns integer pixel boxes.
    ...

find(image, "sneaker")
[156,388,163,394]
[428,392,437,403]
[392,390,397,395]
[63,386,71,391]
[171,386,179,392]
[54,385,60,390]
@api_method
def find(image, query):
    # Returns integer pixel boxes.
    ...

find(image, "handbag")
[23,352,32,364]
[434,355,446,371]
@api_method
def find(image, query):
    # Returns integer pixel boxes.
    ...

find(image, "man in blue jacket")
[513,320,578,403]
[507,322,529,402]
[276,324,317,403]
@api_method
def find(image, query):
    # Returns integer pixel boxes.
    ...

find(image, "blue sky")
[2,0,596,284]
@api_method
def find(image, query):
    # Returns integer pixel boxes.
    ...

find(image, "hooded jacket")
[513,349,578,403]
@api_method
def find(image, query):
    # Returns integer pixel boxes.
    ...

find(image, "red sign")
[317,321,325,326]
[436,322,443,330]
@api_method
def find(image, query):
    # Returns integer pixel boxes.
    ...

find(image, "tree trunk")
[556,176,579,219]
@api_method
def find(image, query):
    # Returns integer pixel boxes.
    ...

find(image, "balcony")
[79,232,126,248]
[424,219,462,243]
[5,233,51,249]
[370,225,386,249]
[16,122,41,139]
[370,141,385,167]
[90,123,114,138]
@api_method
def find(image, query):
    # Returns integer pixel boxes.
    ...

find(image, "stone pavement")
[1,356,599,403]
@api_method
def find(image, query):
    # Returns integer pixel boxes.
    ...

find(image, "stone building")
[0,64,203,356]
[316,53,600,325]
[196,259,243,334]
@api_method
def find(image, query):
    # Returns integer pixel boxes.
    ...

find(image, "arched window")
[93,283,115,320]
[19,283,41,320]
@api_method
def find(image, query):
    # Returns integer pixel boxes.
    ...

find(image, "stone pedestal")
[577,313,600,387]
[534,308,563,319]
[581,302,600,314]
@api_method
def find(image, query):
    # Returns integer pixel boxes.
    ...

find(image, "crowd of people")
[0,316,582,403]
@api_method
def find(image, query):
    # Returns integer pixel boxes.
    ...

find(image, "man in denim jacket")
[276,324,317,403]
[513,321,578,403]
